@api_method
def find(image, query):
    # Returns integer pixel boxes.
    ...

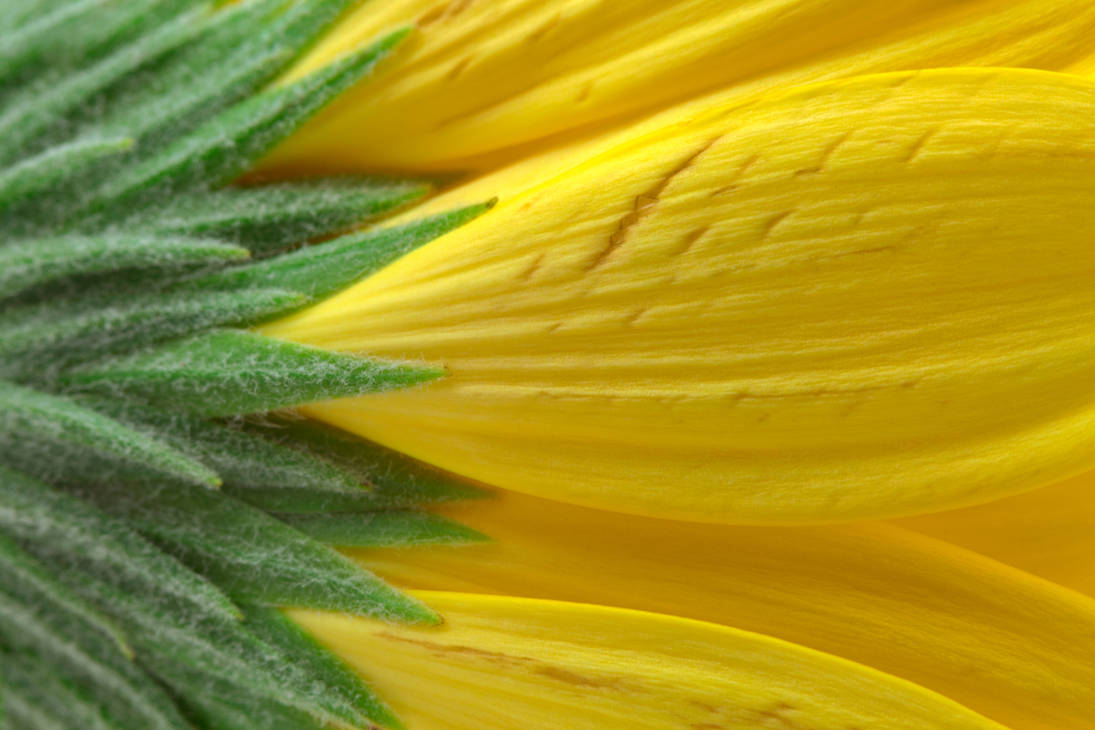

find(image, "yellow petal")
[265,0,1095,172]
[292,591,1007,730]
[896,469,1095,595]
[343,490,1095,730]
[266,67,1095,523]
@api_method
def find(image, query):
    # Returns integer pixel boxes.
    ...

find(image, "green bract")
[0,1,489,728]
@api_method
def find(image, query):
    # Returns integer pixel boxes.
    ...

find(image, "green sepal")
[0,234,248,300]
[243,418,490,510]
[281,510,489,547]
[144,177,430,254]
[1,655,120,730]
[0,137,133,214]
[59,329,445,417]
[0,288,305,372]
[75,481,439,623]
[86,398,365,494]
[242,603,404,730]
[168,689,328,730]
[97,0,363,148]
[0,587,191,730]
[0,3,212,165]
[183,202,495,311]
[0,465,240,624]
[0,0,198,87]
[0,532,131,659]
[81,27,409,220]
[0,382,220,488]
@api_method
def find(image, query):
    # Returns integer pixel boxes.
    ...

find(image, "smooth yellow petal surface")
[343,491,1095,730]
[267,68,1095,523]
[292,592,1008,730]
[265,0,1095,172]
[897,470,1095,596]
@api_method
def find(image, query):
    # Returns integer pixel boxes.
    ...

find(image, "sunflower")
[4,1,1095,729]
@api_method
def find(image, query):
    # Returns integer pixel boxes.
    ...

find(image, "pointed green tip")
[381,24,415,49]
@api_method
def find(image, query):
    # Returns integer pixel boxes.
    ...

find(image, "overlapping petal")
[267,67,1095,523]
[265,0,1095,172]
[341,490,1095,730]
[897,470,1095,596]
[293,591,1007,730]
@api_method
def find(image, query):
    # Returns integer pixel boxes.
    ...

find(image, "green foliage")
[282,510,489,547]
[61,329,445,416]
[0,234,248,300]
[0,1,496,728]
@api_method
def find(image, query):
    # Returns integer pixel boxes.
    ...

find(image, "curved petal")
[266,0,1095,172]
[292,591,1008,730]
[344,490,1095,730]
[267,67,1095,523]
[897,469,1095,595]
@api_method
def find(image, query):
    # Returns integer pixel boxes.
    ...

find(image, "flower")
[9,1,1095,729]
[268,65,1095,524]
[267,0,1095,172]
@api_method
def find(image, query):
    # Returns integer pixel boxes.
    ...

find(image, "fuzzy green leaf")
[144,178,430,254]
[0,381,220,488]
[0,288,305,371]
[243,418,490,511]
[242,603,403,729]
[281,510,489,547]
[76,481,439,623]
[0,465,239,624]
[0,234,248,300]
[185,203,495,310]
[0,0,201,87]
[96,0,363,148]
[0,3,211,165]
[71,581,352,729]
[0,137,133,214]
[0,532,131,659]
[0,585,190,730]
[87,398,365,493]
[59,329,444,417]
[168,688,329,730]
[82,27,409,220]
[2,655,120,730]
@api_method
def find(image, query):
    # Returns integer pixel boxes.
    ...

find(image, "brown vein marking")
[623,307,647,326]
[446,55,474,80]
[675,225,710,255]
[576,79,594,102]
[526,13,560,43]
[585,137,722,271]
[821,244,896,260]
[418,0,474,27]
[378,632,631,691]
[377,632,524,668]
[902,126,939,163]
[711,153,759,196]
[519,252,546,281]
[755,702,799,728]
[535,666,624,689]
[794,131,851,176]
[760,210,794,240]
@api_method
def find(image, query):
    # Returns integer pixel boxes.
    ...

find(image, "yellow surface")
[897,469,1095,596]
[267,67,1095,523]
[343,490,1095,730]
[265,0,1095,172]
[293,591,1008,730]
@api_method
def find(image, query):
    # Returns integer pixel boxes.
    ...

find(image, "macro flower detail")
[7,1,1095,729]
[271,66,1095,523]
